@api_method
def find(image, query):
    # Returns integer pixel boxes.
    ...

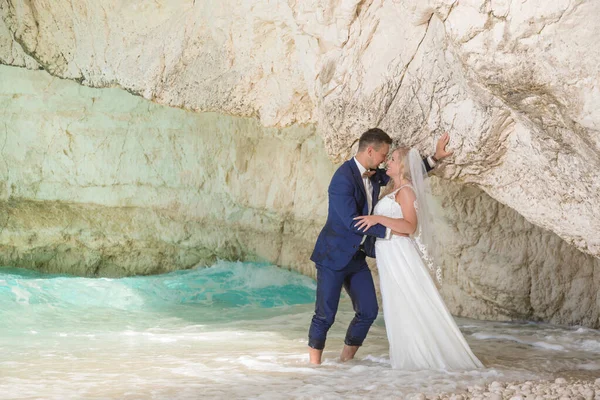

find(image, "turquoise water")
[0,261,316,333]
[1,261,599,399]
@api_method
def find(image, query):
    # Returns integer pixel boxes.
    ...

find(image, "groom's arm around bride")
[361,132,453,255]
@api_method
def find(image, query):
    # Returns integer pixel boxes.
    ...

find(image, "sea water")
[1,261,598,399]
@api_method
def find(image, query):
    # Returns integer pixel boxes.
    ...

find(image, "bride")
[354,147,483,370]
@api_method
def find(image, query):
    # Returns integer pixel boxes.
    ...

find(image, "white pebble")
[490,381,504,389]
[582,388,594,400]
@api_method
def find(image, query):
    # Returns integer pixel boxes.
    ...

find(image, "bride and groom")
[308,128,483,370]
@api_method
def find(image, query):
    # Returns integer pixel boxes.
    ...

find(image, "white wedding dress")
[373,186,483,370]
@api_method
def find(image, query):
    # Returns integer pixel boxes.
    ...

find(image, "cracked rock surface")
[0,65,335,278]
[1,65,599,327]
[0,1,599,327]
[1,0,597,259]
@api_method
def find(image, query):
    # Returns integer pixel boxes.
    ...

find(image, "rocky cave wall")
[0,0,598,326]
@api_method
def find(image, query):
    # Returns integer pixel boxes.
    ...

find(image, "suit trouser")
[308,251,379,350]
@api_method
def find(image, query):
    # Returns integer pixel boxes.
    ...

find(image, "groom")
[308,128,453,365]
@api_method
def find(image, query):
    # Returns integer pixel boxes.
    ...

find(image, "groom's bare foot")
[340,345,359,362]
[308,347,323,365]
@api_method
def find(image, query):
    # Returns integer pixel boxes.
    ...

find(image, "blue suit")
[311,160,390,267]
[308,157,432,350]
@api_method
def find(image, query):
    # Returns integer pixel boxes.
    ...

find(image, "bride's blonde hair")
[381,147,411,197]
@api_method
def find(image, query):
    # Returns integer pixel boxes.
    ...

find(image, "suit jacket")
[310,157,433,270]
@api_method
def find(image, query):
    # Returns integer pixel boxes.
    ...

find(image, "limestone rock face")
[1,66,598,327]
[432,179,600,328]
[1,0,598,259]
[0,65,334,277]
[0,1,599,326]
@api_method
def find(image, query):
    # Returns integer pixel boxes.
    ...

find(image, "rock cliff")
[0,0,598,326]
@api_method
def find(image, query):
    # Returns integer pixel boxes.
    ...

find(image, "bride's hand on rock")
[353,215,379,231]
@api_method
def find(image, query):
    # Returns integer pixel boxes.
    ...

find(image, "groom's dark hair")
[358,128,393,152]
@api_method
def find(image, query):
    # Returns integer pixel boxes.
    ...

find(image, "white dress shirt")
[354,157,373,214]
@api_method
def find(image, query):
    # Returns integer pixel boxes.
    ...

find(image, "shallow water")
[1,262,598,399]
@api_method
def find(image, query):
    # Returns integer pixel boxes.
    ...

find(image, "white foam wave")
[531,341,565,351]
[576,362,600,370]
[472,333,567,351]
[580,339,600,353]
